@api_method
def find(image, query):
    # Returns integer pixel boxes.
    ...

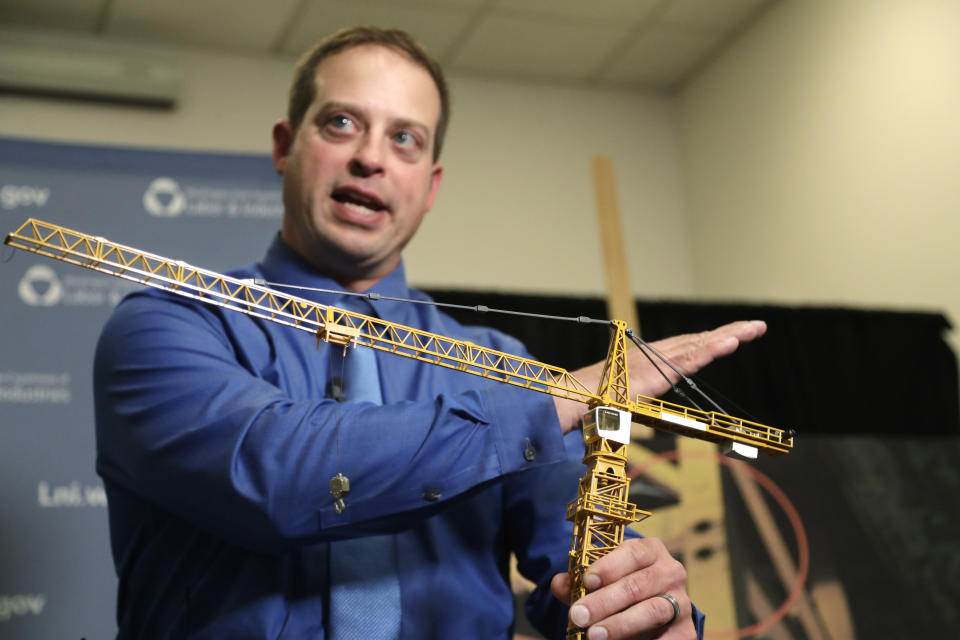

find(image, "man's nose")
[349,135,385,177]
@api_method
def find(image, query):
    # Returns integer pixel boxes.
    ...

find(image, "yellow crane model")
[5,218,794,639]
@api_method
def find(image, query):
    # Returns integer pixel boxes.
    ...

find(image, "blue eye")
[393,131,412,146]
[330,115,353,130]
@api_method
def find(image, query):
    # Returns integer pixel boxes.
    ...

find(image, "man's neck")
[279,232,395,293]
[335,273,386,293]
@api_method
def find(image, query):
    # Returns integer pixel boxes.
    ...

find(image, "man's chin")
[316,243,400,283]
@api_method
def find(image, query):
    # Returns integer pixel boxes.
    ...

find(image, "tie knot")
[337,294,377,318]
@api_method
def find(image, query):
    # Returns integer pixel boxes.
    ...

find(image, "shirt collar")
[257,233,413,319]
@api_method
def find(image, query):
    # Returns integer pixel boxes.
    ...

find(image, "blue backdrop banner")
[0,136,282,639]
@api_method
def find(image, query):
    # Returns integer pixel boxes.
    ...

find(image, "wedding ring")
[653,592,681,626]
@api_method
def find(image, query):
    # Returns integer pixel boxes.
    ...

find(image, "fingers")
[585,537,665,584]
[550,537,678,604]
[551,571,571,604]
[629,320,767,398]
[557,320,767,429]
[648,320,766,367]
[576,595,695,640]
[565,538,693,639]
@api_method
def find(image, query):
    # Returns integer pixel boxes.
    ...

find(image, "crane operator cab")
[581,407,632,447]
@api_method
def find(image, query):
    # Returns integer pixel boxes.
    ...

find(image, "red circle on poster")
[631,450,809,639]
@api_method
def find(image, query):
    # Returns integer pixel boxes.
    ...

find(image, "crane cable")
[257,279,740,419]
[251,279,612,326]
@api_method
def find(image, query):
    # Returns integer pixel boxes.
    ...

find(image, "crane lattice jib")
[6,218,596,404]
[5,218,794,455]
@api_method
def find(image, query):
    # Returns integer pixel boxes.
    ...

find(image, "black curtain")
[423,290,959,436]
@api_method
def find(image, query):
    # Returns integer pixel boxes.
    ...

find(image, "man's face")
[273,44,443,289]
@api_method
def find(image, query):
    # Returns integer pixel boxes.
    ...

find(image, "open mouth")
[331,187,388,216]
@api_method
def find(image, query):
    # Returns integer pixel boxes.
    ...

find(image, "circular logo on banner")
[143,177,186,217]
[18,265,63,306]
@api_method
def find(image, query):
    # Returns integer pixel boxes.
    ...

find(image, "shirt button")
[423,488,441,502]
[523,441,538,461]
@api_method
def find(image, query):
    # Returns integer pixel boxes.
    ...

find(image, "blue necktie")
[329,296,401,640]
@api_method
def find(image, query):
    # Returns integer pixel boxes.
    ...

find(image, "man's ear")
[272,121,294,174]
[425,163,444,211]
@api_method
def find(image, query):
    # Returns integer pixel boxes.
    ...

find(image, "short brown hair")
[287,26,451,161]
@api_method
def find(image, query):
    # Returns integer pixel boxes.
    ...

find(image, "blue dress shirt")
[94,234,705,639]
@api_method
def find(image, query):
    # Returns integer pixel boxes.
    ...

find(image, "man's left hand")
[553,320,767,434]
[550,537,695,639]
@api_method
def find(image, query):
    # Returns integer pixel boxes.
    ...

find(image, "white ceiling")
[0,0,777,90]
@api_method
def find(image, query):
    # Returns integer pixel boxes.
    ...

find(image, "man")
[94,27,766,639]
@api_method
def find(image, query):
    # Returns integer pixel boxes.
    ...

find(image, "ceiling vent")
[0,42,181,107]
